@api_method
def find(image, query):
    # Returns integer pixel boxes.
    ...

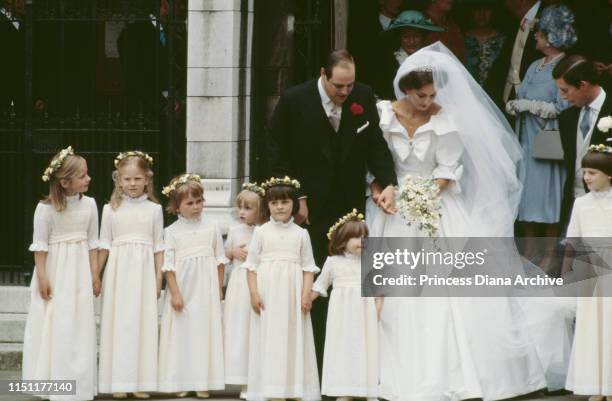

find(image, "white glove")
[527,100,558,119]
[507,99,558,119]
[505,100,519,116]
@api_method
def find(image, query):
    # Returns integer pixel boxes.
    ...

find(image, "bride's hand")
[377,185,397,214]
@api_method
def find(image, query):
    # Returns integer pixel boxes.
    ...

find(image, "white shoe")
[589,396,604,401]
[112,393,128,399]
[133,392,151,399]
[196,391,210,398]
[176,392,189,398]
[239,386,248,399]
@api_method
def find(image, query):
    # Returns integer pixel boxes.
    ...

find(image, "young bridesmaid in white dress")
[224,183,266,398]
[22,146,99,401]
[158,173,228,398]
[97,151,164,400]
[565,145,612,401]
[244,177,321,401]
[311,209,381,401]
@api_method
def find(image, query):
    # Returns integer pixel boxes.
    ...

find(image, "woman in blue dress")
[506,4,576,269]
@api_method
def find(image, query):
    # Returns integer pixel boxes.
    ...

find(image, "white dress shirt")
[574,88,607,197]
[317,77,342,126]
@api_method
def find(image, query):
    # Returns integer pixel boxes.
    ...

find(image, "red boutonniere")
[350,102,364,116]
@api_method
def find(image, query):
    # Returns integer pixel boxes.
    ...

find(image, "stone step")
[0,286,30,314]
[0,343,22,371]
[0,313,104,344]
[0,314,27,343]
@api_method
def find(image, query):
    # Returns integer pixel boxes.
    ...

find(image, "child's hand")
[38,275,52,301]
[375,297,384,321]
[250,293,264,314]
[301,293,312,313]
[171,292,184,312]
[92,274,101,297]
[233,244,248,261]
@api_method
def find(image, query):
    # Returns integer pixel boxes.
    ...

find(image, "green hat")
[386,10,445,33]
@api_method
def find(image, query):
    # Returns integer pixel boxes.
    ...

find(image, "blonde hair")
[110,153,158,209]
[166,175,204,214]
[42,153,87,212]
[236,189,266,224]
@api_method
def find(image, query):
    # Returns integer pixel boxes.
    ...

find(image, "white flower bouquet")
[397,175,442,237]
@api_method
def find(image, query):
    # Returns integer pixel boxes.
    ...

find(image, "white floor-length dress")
[22,194,98,401]
[223,223,255,385]
[158,215,228,392]
[313,253,378,398]
[98,194,164,394]
[243,218,321,401]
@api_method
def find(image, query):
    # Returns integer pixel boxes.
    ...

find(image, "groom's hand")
[378,185,397,214]
[295,198,310,225]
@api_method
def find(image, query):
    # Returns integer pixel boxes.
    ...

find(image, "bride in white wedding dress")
[366,42,563,401]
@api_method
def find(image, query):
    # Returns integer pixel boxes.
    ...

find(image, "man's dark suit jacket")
[267,79,397,254]
[559,92,612,225]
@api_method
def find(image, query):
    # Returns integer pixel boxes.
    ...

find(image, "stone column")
[186,0,253,231]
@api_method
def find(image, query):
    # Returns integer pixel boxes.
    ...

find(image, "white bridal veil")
[393,42,524,236]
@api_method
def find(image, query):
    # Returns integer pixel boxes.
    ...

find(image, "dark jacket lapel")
[303,79,334,162]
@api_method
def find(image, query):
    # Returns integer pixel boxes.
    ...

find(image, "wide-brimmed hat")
[537,4,577,50]
[386,10,445,33]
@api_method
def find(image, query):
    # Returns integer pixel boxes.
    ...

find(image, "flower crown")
[327,208,365,240]
[261,176,301,190]
[242,182,265,197]
[162,173,202,197]
[588,144,612,154]
[114,151,154,168]
[42,145,74,182]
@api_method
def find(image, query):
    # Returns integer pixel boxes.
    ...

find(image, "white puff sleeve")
[161,227,176,272]
[213,223,230,265]
[98,204,113,250]
[29,203,51,252]
[242,226,263,272]
[312,257,334,297]
[153,205,165,253]
[300,228,320,273]
[87,198,99,250]
[432,131,464,194]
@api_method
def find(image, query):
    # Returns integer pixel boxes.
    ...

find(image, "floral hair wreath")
[327,208,365,240]
[42,145,74,182]
[162,173,202,197]
[588,144,612,154]
[242,182,265,197]
[260,176,301,191]
[114,151,154,168]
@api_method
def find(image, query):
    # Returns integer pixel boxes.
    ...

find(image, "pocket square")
[356,121,370,134]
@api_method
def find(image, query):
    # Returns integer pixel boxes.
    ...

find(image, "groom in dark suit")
[268,49,397,265]
[554,55,612,227]
[268,49,397,373]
